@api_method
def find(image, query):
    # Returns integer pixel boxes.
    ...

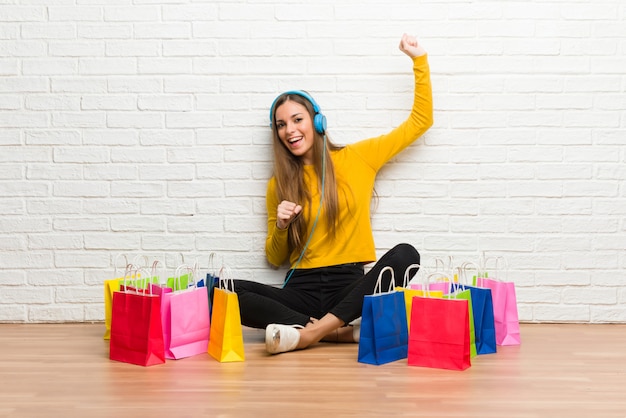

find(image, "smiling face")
[274,99,316,165]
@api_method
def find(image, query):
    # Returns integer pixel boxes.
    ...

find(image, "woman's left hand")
[399,33,426,58]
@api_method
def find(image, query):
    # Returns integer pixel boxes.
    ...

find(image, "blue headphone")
[269,90,327,135]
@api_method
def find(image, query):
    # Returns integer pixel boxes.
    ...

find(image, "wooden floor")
[0,323,625,418]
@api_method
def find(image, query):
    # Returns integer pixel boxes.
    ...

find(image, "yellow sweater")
[265,54,433,269]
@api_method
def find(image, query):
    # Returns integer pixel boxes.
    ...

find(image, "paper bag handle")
[403,263,422,288]
[218,266,235,292]
[482,255,509,281]
[373,266,395,295]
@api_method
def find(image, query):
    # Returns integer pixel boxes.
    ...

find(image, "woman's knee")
[390,243,420,264]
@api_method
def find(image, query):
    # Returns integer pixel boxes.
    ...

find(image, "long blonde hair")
[270,93,344,254]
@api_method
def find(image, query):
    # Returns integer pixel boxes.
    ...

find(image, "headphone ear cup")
[314,113,327,135]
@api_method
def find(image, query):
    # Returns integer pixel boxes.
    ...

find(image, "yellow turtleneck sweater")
[265,54,433,270]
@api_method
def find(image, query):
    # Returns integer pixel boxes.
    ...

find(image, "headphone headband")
[269,90,327,135]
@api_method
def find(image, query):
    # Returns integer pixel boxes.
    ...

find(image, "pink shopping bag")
[476,256,520,346]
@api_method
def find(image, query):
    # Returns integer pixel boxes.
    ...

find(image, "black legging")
[231,243,420,329]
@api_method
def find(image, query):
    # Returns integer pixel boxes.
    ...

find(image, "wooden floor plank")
[0,323,625,418]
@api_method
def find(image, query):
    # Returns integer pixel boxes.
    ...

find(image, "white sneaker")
[265,324,303,354]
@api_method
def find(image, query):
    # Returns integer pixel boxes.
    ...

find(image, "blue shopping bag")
[358,266,408,365]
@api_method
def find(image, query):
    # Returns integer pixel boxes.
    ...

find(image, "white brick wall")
[1,0,625,323]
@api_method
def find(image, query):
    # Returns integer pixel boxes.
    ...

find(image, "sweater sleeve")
[264,177,290,268]
[349,54,433,171]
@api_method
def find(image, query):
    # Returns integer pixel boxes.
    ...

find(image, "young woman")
[232,33,433,354]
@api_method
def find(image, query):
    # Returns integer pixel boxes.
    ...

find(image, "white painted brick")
[198,163,252,180]
[140,200,194,216]
[111,182,164,198]
[591,307,626,323]
[81,95,136,111]
[166,112,220,129]
[139,130,193,146]
[107,112,163,128]
[84,233,142,250]
[0,306,27,322]
[54,217,109,231]
[0,198,25,215]
[0,235,27,251]
[29,306,85,322]
[25,95,81,111]
[162,4,216,21]
[564,146,621,162]
[534,304,590,322]
[105,41,159,57]
[134,23,191,39]
[197,235,254,252]
[0,270,26,286]
[0,7,46,22]
[28,269,83,286]
[55,252,109,268]
[537,95,592,110]
[479,199,534,215]
[0,112,48,128]
[110,216,165,232]
[111,147,166,163]
[517,287,562,304]
[165,181,224,198]
[108,77,161,93]
[53,182,109,197]
[79,58,136,75]
[141,234,196,251]
[27,199,82,215]
[139,165,194,181]
[563,252,619,270]
[1,287,54,304]
[138,58,192,75]
[52,112,106,128]
[103,6,159,22]
[0,146,50,162]
[51,78,107,93]
[163,41,216,57]
[0,60,18,76]
[594,199,626,215]
[422,235,478,252]
[562,287,618,304]
[563,181,618,198]
[0,182,48,197]
[28,234,83,250]
[83,129,138,146]
[48,7,102,22]
[535,198,593,216]
[48,41,104,58]
[84,199,140,215]
[138,95,192,111]
[84,164,138,181]
[168,216,223,233]
[77,24,132,39]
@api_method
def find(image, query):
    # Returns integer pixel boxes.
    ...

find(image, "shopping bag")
[447,287,477,358]
[208,267,245,362]
[477,256,520,346]
[396,265,443,330]
[408,295,471,371]
[453,263,496,355]
[109,268,165,367]
[358,266,408,365]
[162,265,211,359]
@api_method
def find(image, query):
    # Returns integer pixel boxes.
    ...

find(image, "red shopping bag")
[476,256,520,346]
[408,294,471,371]
[109,268,165,367]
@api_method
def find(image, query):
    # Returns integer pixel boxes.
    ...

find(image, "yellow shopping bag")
[396,264,443,330]
[208,267,245,362]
